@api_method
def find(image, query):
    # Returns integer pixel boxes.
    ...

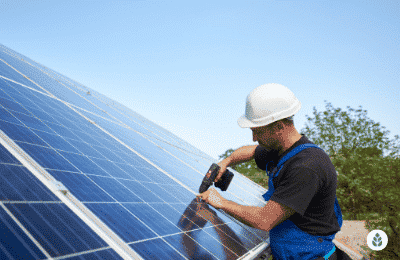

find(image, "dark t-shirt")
[254,135,340,236]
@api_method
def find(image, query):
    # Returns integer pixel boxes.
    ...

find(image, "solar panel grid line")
[0,44,272,259]
[0,100,224,259]
[142,135,267,208]
[0,129,144,260]
[0,202,53,259]
[0,84,134,168]
[126,225,235,260]
[0,75,124,130]
[0,59,56,97]
[47,246,113,260]
[51,98,204,199]
[23,106,256,260]
[2,59,210,162]
[153,141,268,203]
[0,82,266,254]
[0,75,50,98]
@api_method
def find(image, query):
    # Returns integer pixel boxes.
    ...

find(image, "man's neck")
[277,128,302,156]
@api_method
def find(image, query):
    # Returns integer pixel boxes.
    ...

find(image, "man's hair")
[268,117,294,131]
[280,117,294,126]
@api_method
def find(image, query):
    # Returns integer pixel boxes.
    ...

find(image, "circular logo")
[367,230,388,251]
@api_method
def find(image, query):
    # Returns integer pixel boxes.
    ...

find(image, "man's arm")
[212,145,258,182]
[221,199,295,231]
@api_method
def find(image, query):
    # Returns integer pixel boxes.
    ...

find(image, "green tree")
[301,101,400,259]
[301,101,400,159]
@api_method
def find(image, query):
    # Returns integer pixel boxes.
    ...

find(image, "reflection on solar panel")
[0,44,270,259]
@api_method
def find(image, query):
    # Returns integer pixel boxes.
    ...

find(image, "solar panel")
[0,44,270,259]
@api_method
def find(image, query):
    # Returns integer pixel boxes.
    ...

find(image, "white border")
[0,129,143,260]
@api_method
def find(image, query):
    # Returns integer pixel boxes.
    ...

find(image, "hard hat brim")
[237,101,301,128]
[237,115,262,128]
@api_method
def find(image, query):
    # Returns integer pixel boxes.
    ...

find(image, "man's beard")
[259,138,282,155]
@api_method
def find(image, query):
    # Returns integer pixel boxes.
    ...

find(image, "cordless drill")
[198,163,234,193]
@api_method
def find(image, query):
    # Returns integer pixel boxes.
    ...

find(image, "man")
[197,83,351,260]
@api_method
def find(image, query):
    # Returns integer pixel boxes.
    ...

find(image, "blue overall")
[262,144,343,260]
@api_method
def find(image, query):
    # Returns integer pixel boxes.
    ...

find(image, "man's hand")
[206,160,230,183]
[196,188,226,209]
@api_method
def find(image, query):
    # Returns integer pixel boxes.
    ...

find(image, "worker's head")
[238,83,301,150]
[250,117,295,150]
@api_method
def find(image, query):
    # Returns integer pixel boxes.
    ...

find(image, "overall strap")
[277,143,322,168]
[269,144,323,179]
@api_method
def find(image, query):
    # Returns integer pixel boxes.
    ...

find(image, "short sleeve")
[270,167,319,216]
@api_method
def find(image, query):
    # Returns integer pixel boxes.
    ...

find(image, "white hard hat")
[237,83,301,128]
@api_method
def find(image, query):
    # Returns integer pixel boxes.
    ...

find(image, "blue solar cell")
[0,206,47,259]
[85,203,157,243]
[136,166,177,185]
[186,229,239,260]
[44,122,81,140]
[149,203,200,232]
[17,142,78,172]
[116,164,153,182]
[27,106,61,124]
[123,203,181,236]
[0,144,20,164]
[5,203,109,258]
[120,180,163,203]
[62,139,104,158]
[0,97,33,116]
[48,170,115,202]
[202,224,248,257]
[63,248,124,260]
[6,93,39,111]
[143,183,182,203]
[59,151,109,175]
[32,129,82,154]
[167,202,211,230]
[0,120,48,146]
[87,175,143,202]
[0,164,59,201]
[11,111,53,132]
[90,145,126,164]
[214,224,261,250]
[130,238,187,260]
[89,158,133,179]
[159,184,196,204]
[0,61,43,93]
[163,233,219,260]
[0,107,21,125]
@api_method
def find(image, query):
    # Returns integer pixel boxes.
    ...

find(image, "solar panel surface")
[0,44,269,260]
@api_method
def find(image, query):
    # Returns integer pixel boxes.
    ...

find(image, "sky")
[1,0,399,160]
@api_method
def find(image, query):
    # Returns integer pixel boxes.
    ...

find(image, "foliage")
[301,101,400,158]
[334,154,399,259]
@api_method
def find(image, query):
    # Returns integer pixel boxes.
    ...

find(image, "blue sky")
[1,0,399,160]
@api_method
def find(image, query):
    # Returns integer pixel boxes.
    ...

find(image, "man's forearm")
[223,145,258,167]
[221,200,263,230]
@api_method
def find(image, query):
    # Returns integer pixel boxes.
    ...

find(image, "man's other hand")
[196,188,226,209]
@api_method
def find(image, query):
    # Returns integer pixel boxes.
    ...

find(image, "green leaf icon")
[372,233,382,247]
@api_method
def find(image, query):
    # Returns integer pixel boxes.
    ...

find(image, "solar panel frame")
[0,44,272,260]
